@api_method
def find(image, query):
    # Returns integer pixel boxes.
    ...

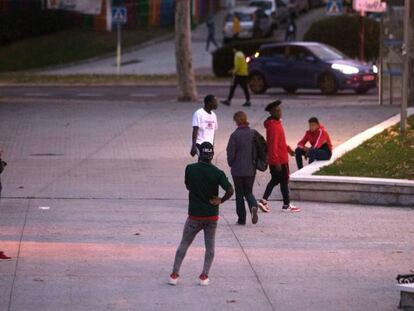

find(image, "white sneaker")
[199,274,210,286]
[168,272,179,286]
[258,199,270,213]
[282,204,301,213]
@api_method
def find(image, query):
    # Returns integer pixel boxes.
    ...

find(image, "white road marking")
[76,93,103,97]
[130,93,156,97]
[24,93,51,97]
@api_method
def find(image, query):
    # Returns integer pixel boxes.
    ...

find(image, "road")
[0,85,410,311]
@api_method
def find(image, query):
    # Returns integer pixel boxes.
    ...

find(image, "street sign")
[326,0,343,16]
[112,7,127,25]
[353,0,386,12]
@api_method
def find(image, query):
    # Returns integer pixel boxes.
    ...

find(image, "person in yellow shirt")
[221,48,251,107]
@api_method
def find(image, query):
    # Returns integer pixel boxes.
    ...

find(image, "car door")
[260,46,289,86]
[285,46,321,88]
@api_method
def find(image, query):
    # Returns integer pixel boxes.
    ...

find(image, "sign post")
[401,0,411,134]
[112,7,127,75]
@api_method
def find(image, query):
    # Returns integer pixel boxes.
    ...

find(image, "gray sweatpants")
[172,217,218,276]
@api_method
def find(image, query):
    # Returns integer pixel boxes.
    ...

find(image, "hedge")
[303,15,379,61]
[0,10,76,45]
[212,39,277,77]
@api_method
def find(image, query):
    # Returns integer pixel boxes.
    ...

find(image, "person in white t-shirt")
[190,95,219,157]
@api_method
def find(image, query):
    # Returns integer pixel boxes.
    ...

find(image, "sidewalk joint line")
[7,199,31,311]
[222,214,276,311]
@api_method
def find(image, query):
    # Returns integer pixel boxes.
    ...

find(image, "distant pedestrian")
[285,14,296,42]
[232,15,241,39]
[0,148,6,198]
[169,142,234,286]
[221,49,251,107]
[226,111,264,225]
[257,100,301,213]
[190,95,219,158]
[295,117,332,169]
[206,15,219,52]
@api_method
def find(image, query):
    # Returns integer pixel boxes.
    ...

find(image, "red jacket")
[297,125,332,151]
[264,117,291,165]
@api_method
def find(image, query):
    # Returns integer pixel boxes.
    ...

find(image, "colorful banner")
[47,0,102,15]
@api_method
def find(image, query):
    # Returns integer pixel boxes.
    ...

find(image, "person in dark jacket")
[295,117,333,169]
[226,111,263,226]
[169,142,234,286]
[257,100,301,213]
[206,15,219,52]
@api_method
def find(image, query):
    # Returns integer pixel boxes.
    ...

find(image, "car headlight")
[372,65,378,74]
[331,63,360,75]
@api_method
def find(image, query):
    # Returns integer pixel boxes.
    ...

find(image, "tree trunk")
[175,0,198,102]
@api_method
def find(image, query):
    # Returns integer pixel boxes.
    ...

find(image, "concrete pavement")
[0,86,410,311]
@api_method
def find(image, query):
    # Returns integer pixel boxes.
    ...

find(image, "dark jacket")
[226,126,257,177]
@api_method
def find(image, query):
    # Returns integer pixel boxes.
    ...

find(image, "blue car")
[247,42,377,95]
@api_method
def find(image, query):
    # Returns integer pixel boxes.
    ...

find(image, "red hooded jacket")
[264,117,292,165]
[297,125,332,151]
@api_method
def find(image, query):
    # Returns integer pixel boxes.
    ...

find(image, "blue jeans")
[295,147,332,169]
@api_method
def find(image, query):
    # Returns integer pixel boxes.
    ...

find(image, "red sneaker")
[282,204,301,213]
[168,272,179,286]
[0,251,11,260]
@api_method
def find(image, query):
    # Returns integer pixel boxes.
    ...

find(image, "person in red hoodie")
[257,100,300,213]
[295,117,332,169]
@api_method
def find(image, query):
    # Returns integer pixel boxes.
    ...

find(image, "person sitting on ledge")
[295,117,332,169]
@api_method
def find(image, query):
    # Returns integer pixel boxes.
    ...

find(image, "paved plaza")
[0,86,412,311]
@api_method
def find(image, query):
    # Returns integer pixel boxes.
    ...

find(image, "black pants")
[295,147,332,169]
[206,33,218,51]
[232,176,258,224]
[263,164,290,206]
[227,75,250,102]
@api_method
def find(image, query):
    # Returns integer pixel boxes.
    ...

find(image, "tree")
[175,0,198,102]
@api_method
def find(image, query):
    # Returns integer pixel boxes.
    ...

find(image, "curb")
[290,107,414,207]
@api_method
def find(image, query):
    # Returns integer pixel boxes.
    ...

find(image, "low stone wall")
[290,108,414,207]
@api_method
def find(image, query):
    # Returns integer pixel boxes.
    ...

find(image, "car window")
[249,1,272,10]
[287,46,312,60]
[260,46,286,58]
[306,45,346,61]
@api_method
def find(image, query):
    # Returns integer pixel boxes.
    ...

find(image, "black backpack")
[0,159,7,174]
[253,130,268,172]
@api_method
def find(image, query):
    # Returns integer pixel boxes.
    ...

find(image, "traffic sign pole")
[116,22,122,75]
[111,7,127,75]
[401,0,411,134]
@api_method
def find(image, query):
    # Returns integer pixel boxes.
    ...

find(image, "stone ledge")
[290,108,414,207]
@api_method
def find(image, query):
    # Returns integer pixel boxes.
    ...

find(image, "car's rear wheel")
[318,73,338,95]
[283,87,297,94]
[354,87,369,94]
[248,73,267,94]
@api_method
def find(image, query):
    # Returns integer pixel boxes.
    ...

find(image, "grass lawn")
[0,28,171,72]
[316,115,414,180]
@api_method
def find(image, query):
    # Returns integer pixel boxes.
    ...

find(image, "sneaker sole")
[251,207,258,224]
[258,203,270,213]
[199,280,210,286]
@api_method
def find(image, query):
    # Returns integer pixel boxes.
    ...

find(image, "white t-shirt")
[192,108,218,145]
